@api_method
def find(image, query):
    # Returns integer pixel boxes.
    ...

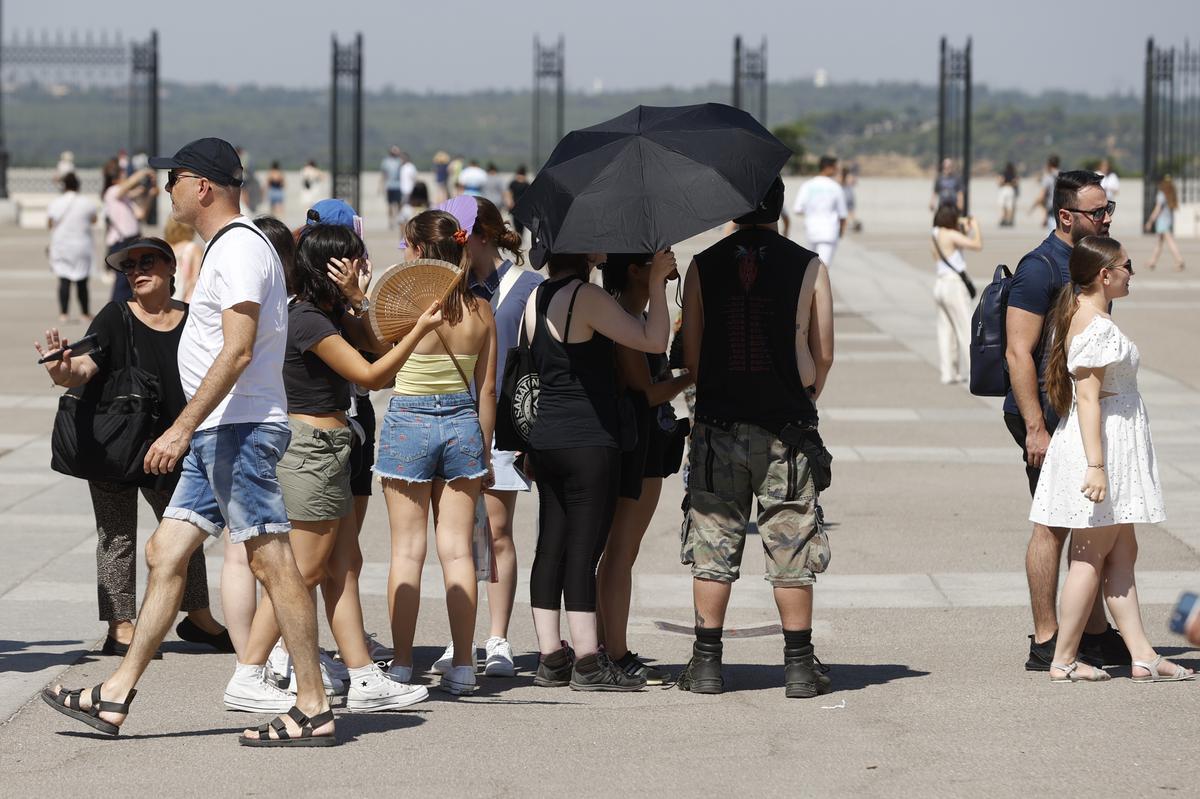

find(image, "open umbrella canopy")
[513,103,791,258]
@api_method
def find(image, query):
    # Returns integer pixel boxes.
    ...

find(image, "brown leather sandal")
[41,684,135,736]
[238,705,338,747]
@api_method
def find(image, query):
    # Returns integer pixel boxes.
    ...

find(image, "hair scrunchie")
[452,229,468,245]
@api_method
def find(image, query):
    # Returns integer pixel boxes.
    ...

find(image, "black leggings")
[529,446,620,613]
[58,277,89,317]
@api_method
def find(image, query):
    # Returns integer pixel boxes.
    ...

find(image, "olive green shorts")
[277,419,354,522]
[681,421,830,586]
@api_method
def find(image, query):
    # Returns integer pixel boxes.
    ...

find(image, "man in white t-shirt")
[398,151,419,224]
[457,159,488,196]
[792,155,848,266]
[1098,158,1119,202]
[41,138,337,748]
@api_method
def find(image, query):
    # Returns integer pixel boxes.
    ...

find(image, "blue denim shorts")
[163,422,293,543]
[374,392,487,484]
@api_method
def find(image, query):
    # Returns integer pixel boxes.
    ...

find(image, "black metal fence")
[732,36,767,124]
[532,36,564,171]
[937,37,972,215]
[1143,39,1200,226]
[330,33,363,212]
[0,16,159,198]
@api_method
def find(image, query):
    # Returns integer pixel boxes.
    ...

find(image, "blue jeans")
[373,393,487,483]
[163,422,292,543]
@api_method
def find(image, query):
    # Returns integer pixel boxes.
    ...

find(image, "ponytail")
[1044,283,1079,417]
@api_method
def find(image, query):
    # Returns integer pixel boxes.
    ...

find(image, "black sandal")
[238,705,337,748]
[41,684,135,736]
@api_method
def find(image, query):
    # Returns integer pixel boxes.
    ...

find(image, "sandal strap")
[63,688,83,710]
[1133,656,1165,675]
[270,716,290,741]
[1051,661,1078,675]
[307,709,335,730]
[91,684,136,714]
[286,705,311,729]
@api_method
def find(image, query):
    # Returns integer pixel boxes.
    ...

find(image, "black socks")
[783,628,812,650]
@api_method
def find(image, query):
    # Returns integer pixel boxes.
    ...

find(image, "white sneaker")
[267,640,290,688]
[433,641,476,674]
[224,663,295,713]
[365,632,394,662]
[285,658,346,697]
[347,664,429,712]
[385,661,413,683]
[439,664,478,695]
[484,636,516,677]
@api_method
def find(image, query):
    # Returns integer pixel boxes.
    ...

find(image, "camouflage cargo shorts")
[681,421,830,586]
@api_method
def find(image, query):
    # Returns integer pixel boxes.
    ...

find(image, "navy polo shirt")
[1002,232,1071,417]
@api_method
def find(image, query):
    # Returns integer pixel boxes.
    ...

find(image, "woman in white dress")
[930,204,981,384]
[46,173,97,322]
[1032,236,1192,683]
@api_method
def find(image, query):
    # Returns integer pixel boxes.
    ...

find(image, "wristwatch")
[355,297,371,314]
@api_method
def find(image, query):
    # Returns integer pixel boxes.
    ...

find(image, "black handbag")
[495,296,540,452]
[50,303,163,484]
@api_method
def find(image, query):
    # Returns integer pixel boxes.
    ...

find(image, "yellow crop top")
[393,353,478,396]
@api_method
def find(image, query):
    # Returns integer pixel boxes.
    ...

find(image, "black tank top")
[695,228,818,431]
[528,278,619,450]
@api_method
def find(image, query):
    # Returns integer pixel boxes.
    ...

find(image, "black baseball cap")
[104,236,176,272]
[733,175,785,226]
[149,137,244,187]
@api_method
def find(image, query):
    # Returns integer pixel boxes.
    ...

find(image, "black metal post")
[555,36,564,149]
[963,37,972,216]
[760,38,768,124]
[532,36,565,170]
[330,34,338,205]
[0,0,7,200]
[732,35,742,110]
[353,32,363,212]
[532,36,540,172]
[149,30,159,165]
[937,37,946,172]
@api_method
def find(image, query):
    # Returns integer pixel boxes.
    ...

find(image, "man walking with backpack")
[1003,169,1128,672]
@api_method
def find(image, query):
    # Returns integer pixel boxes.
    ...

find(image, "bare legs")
[483,490,518,640]
[221,531,257,657]
[1147,232,1185,271]
[384,478,480,670]
[321,512,372,669]
[596,478,662,657]
[1051,524,1188,679]
[1027,522,1107,643]
[693,578,733,630]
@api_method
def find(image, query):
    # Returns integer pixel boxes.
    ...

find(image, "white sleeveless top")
[932,228,967,278]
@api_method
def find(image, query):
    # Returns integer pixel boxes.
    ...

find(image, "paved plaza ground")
[1,182,1198,796]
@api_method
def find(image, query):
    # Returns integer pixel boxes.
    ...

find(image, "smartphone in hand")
[37,332,100,364]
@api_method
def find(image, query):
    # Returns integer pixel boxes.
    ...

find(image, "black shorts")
[349,396,377,497]
[1004,412,1040,499]
[386,188,404,205]
[618,397,686,500]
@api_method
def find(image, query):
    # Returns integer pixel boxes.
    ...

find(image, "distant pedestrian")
[237,147,262,214]
[1034,235,1189,684]
[266,161,285,218]
[448,155,465,196]
[433,151,452,202]
[457,159,487,197]
[523,248,676,692]
[839,165,860,234]
[163,217,202,302]
[506,165,531,238]
[103,166,157,305]
[300,159,324,208]
[483,162,505,207]
[931,157,964,212]
[998,162,1019,227]
[380,145,405,228]
[678,176,835,699]
[1097,158,1119,202]
[55,150,76,183]
[1030,154,1060,232]
[930,205,981,384]
[1004,169,1128,673]
[1144,175,1185,271]
[47,172,97,322]
[792,155,848,266]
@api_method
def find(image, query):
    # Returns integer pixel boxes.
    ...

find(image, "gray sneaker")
[569,652,646,692]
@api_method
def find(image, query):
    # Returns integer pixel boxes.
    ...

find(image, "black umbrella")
[513,103,791,258]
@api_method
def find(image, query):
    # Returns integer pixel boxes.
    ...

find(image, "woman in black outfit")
[523,250,676,691]
[36,237,231,655]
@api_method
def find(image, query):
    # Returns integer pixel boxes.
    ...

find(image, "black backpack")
[969,254,1061,397]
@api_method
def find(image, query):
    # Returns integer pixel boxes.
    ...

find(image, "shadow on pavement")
[0,639,90,673]
[333,711,425,743]
[718,661,930,693]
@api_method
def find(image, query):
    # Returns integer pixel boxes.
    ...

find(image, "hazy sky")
[4,0,1189,96]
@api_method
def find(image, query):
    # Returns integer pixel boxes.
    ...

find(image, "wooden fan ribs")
[367,259,464,343]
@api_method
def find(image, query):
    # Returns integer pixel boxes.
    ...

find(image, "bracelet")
[1087,463,1105,470]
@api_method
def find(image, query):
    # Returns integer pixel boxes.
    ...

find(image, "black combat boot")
[784,642,832,699]
[677,630,724,694]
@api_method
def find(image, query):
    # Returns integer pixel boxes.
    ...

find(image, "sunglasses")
[165,170,203,191]
[1064,200,1116,223]
[117,254,163,274]
[1113,259,1134,276]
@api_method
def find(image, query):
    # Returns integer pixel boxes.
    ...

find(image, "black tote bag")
[50,303,163,484]
[495,312,540,452]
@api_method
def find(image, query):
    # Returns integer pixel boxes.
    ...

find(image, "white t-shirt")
[793,175,847,244]
[178,216,288,431]
[399,161,418,196]
[47,191,97,280]
[1100,171,1119,201]
[458,165,488,196]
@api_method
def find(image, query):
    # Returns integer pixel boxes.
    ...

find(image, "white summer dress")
[1030,315,1166,528]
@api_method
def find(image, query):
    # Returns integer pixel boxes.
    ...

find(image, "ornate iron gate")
[937,36,972,215]
[1143,39,1200,226]
[732,36,767,123]
[532,35,564,171]
[0,13,159,198]
[331,33,363,212]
